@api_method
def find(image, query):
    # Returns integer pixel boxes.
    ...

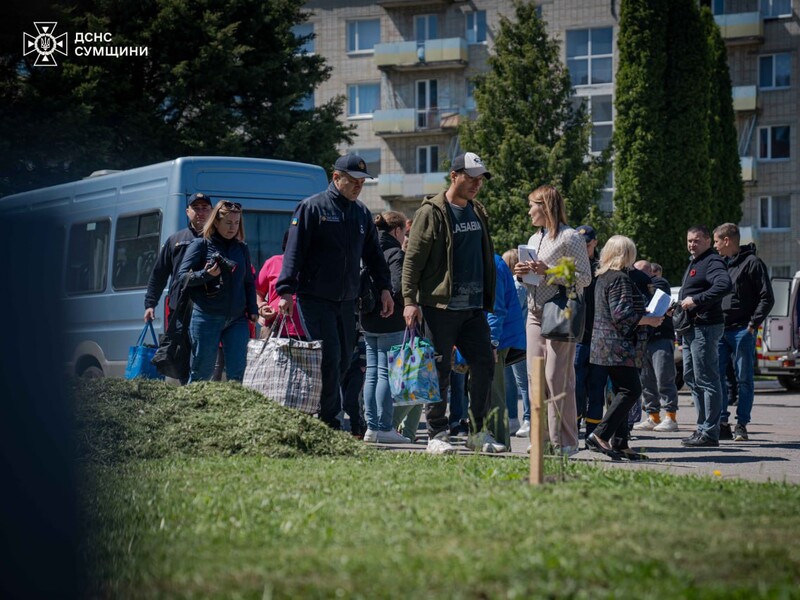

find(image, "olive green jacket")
[402,190,496,311]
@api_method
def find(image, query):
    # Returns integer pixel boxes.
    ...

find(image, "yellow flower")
[713,470,722,477]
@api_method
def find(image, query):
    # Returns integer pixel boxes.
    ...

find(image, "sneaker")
[376,429,411,444]
[734,423,749,441]
[427,435,457,455]
[363,429,379,443]
[515,419,531,438]
[719,423,733,440]
[508,417,521,436]
[632,416,659,431]
[681,430,701,444]
[653,415,678,432]
[449,419,470,437]
[682,434,719,447]
[466,431,507,453]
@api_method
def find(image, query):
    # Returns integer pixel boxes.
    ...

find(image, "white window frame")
[566,27,614,88]
[415,14,438,43]
[346,19,380,54]
[465,10,487,44]
[759,195,791,230]
[347,83,380,119]
[760,0,792,19]
[758,125,791,160]
[759,53,791,90]
[417,145,440,174]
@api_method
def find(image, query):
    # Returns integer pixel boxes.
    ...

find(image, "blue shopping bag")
[125,321,165,380]
[388,327,441,406]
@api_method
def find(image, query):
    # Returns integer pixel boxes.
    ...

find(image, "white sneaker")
[376,429,411,444]
[363,429,379,443]
[632,416,659,431]
[466,431,507,453]
[427,436,457,455]
[653,415,678,432]
[515,419,531,438]
[508,418,521,436]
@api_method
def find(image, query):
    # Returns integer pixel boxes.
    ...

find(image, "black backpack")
[357,264,380,315]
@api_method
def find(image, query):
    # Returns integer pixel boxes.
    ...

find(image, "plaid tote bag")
[243,318,322,414]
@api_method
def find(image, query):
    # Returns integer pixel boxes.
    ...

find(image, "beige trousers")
[526,310,579,450]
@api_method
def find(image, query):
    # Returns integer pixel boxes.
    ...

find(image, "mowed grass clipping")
[75,379,800,599]
[72,379,367,462]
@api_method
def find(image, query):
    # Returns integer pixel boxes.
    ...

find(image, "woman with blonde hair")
[513,185,591,455]
[178,200,258,382]
[586,235,663,458]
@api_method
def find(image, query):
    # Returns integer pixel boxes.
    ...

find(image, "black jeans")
[422,307,493,437]
[593,365,642,445]
[297,295,356,429]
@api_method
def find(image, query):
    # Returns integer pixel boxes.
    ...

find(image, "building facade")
[302,0,798,274]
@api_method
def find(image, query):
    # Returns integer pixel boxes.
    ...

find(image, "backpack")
[357,264,380,315]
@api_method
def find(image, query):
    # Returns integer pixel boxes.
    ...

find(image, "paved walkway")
[375,380,800,484]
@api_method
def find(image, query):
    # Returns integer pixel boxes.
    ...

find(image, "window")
[590,94,613,152]
[417,146,440,173]
[351,148,381,178]
[712,0,725,15]
[348,83,380,117]
[567,28,613,87]
[772,265,792,278]
[760,195,791,229]
[113,211,162,290]
[600,171,614,213]
[466,81,476,111]
[416,79,438,128]
[759,54,791,89]
[347,19,380,53]
[759,125,791,160]
[415,15,438,43]
[66,219,111,294]
[761,0,792,18]
[298,93,314,111]
[292,23,314,54]
[466,11,487,44]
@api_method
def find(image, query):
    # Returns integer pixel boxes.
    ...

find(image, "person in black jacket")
[679,225,732,447]
[277,154,393,429]
[177,200,258,382]
[360,211,411,444]
[144,192,212,323]
[713,223,775,442]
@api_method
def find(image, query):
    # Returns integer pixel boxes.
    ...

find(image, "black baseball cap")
[333,153,372,179]
[187,192,212,207]
[576,224,597,242]
[451,152,492,179]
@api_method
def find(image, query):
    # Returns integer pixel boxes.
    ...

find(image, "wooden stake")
[529,356,545,485]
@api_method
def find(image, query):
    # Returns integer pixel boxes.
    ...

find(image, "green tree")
[459,1,610,252]
[702,6,744,228]
[0,0,353,197]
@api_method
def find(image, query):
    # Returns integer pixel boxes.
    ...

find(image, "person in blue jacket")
[178,200,258,383]
[277,154,394,429]
[486,253,527,449]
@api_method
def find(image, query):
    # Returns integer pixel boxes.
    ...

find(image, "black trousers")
[593,365,642,444]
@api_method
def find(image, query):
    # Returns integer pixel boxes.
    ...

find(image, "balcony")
[373,107,471,136]
[732,85,758,112]
[378,173,448,198]
[714,12,763,42]
[374,38,468,70]
[741,156,756,182]
[376,0,454,7]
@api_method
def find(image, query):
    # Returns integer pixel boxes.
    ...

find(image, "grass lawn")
[75,379,800,599]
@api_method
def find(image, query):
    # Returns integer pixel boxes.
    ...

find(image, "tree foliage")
[459,1,610,252]
[0,0,353,197]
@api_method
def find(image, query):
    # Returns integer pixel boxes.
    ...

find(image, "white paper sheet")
[518,244,542,286]
[645,287,671,317]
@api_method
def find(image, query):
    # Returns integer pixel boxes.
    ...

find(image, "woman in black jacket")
[587,235,663,458]
[361,211,412,444]
[178,200,258,382]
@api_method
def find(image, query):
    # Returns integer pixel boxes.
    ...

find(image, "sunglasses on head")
[221,201,242,211]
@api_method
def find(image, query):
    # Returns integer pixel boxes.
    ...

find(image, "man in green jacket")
[402,152,501,455]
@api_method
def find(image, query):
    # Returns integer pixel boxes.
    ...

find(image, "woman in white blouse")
[513,185,591,455]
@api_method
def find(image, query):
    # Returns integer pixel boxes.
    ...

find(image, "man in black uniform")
[277,154,393,429]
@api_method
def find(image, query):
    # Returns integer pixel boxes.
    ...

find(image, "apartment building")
[301,0,798,273]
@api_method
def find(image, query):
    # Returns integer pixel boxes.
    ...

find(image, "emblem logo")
[23,22,68,67]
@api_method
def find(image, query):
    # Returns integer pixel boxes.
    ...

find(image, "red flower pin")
[690,269,696,277]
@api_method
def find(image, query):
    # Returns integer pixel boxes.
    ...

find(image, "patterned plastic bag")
[388,327,442,406]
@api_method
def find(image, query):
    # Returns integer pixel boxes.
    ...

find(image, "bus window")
[66,219,111,294]
[113,211,162,290]
[243,210,295,270]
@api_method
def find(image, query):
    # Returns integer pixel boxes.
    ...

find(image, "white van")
[756,272,800,390]
[1,156,328,378]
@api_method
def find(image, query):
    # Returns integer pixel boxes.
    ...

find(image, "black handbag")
[672,304,692,335]
[540,286,586,342]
